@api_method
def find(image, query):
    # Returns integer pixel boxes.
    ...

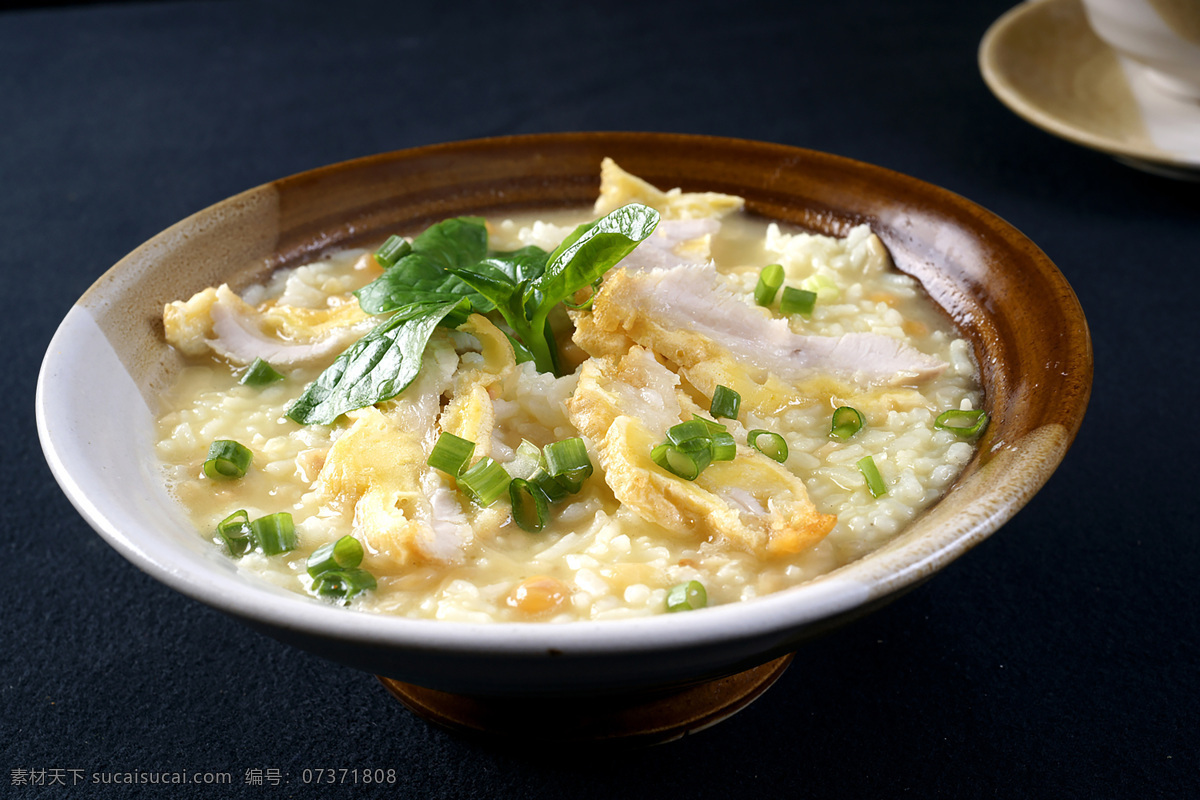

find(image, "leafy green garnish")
[285,204,659,425]
[454,203,659,376]
[286,299,467,425]
[355,217,495,314]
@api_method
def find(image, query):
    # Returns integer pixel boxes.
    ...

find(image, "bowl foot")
[377,653,794,747]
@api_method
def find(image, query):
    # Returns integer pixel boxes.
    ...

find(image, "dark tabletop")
[4,1,1197,797]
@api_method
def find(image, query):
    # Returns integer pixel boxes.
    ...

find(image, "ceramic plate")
[980,0,1200,178]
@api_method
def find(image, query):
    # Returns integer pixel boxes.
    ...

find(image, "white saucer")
[980,0,1200,178]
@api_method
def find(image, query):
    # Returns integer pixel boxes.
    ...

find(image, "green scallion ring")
[250,512,297,555]
[691,415,728,435]
[754,263,784,307]
[666,580,708,612]
[458,456,511,507]
[934,409,989,439]
[780,286,817,316]
[748,429,789,463]
[239,357,285,387]
[663,438,713,481]
[666,419,714,447]
[857,455,888,498]
[530,468,573,503]
[216,510,253,558]
[373,234,412,269]
[506,440,545,482]
[509,478,551,533]
[428,431,476,476]
[710,430,737,462]
[543,437,593,487]
[312,567,377,601]
[709,385,741,420]
[202,439,253,480]
[307,535,365,577]
[830,406,865,441]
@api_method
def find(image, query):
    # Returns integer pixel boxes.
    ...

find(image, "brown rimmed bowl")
[36,133,1091,743]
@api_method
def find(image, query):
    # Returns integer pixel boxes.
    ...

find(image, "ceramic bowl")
[36,133,1091,703]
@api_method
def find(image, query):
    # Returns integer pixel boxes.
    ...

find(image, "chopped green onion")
[781,286,817,316]
[754,263,785,307]
[373,234,412,269]
[748,429,788,463]
[530,468,572,503]
[509,478,551,533]
[506,440,544,481]
[458,457,510,507]
[544,437,593,488]
[650,443,670,468]
[711,430,737,462]
[666,580,707,612]
[203,439,253,480]
[830,406,865,441]
[801,273,840,301]
[312,568,377,601]
[250,512,297,555]
[652,438,713,481]
[935,409,989,439]
[307,535,364,577]
[428,432,475,476]
[666,419,714,447]
[709,385,741,420]
[690,415,728,435]
[857,455,887,498]
[239,357,285,387]
[216,510,253,558]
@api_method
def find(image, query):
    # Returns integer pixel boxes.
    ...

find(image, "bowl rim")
[36,132,1091,682]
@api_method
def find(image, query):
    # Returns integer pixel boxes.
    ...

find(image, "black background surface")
[4,1,1197,797]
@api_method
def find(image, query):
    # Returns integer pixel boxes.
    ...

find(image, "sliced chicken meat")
[610,218,722,272]
[590,264,947,399]
[163,284,375,367]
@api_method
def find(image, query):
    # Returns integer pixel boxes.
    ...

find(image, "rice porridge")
[155,160,984,622]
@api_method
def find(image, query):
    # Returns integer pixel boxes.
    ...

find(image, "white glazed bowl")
[36,133,1091,698]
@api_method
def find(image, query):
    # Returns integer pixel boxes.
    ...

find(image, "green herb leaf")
[355,217,494,314]
[355,254,486,314]
[449,265,529,332]
[497,203,659,375]
[478,246,550,287]
[286,298,467,425]
[239,357,285,387]
[534,203,659,312]
[294,206,657,423]
[410,216,489,270]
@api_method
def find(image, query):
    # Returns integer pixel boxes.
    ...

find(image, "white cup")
[1081,0,1200,100]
